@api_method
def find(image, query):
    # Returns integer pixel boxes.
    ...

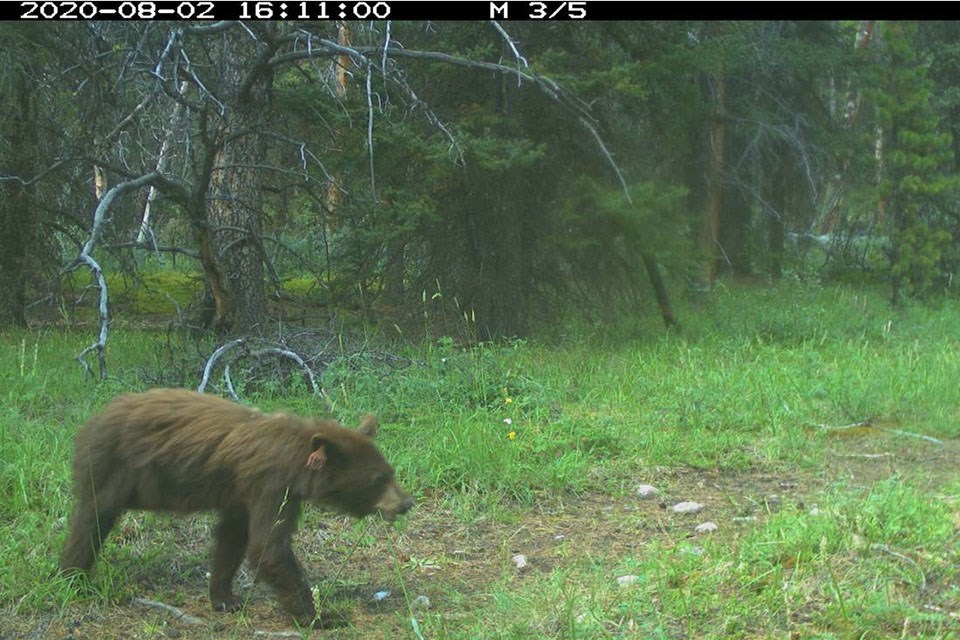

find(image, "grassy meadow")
[1,282,958,639]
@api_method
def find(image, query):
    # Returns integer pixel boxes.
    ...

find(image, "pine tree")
[872,22,959,303]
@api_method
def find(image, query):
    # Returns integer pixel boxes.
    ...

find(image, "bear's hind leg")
[209,507,249,613]
[59,502,123,574]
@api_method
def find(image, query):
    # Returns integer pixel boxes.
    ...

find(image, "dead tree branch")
[265,36,620,175]
[249,347,322,397]
[134,597,204,625]
[490,21,529,76]
[870,543,927,591]
[67,172,162,380]
[197,338,245,393]
[199,340,323,401]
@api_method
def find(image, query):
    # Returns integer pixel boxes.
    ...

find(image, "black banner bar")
[6,2,951,21]
[10,1,613,21]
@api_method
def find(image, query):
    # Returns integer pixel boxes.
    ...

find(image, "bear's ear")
[357,415,379,439]
[306,435,330,471]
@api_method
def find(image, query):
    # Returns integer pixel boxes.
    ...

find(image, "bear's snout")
[376,483,415,522]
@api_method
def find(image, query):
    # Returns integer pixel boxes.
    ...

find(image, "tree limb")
[250,347,323,397]
[106,242,200,258]
[198,338,245,393]
[266,40,632,197]
[490,21,529,74]
[134,597,204,625]
[66,172,164,380]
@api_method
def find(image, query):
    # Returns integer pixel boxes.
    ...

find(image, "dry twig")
[134,597,204,625]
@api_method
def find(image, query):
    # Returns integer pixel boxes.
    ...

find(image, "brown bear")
[58,388,413,628]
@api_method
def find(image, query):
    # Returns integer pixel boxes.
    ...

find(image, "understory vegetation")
[1,282,958,639]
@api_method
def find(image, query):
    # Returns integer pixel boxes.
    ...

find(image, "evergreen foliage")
[1,21,959,336]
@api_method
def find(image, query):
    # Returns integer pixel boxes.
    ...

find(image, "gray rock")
[617,574,641,587]
[695,521,718,534]
[671,501,704,514]
[512,554,529,571]
[411,595,431,609]
[636,484,659,499]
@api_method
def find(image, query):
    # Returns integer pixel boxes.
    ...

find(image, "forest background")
[2,20,959,345]
[1,19,960,640]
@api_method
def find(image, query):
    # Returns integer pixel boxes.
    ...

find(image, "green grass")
[1,281,959,638]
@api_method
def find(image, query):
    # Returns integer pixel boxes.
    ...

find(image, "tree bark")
[204,27,275,334]
[699,69,726,288]
[719,169,751,277]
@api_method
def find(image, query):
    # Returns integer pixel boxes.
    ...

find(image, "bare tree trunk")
[821,20,875,233]
[138,80,189,244]
[699,69,726,288]
[205,27,275,335]
[640,251,680,332]
[720,178,751,276]
[325,21,351,214]
[383,236,406,303]
[766,169,787,281]
[188,177,232,333]
[209,135,267,334]
[0,71,36,327]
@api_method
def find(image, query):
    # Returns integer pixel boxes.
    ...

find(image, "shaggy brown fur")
[59,388,413,628]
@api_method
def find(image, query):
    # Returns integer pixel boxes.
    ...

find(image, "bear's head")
[304,415,414,522]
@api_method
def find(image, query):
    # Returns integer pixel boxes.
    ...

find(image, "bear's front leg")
[250,542,349,628]
[247,498,347,628]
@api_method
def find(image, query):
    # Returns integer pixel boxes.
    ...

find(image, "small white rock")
[671,501,704,514]
[617,574,641,587]
[511,554,528,570]
[373,590,391,602]
[635,484,659,499]
[411,595,430,609]
[695,521,718,534]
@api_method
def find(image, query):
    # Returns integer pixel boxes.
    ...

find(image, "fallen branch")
[223,361,239,401]
[885,428,944,446]
[870,543,926,591]
[815,421,944,445]
[923,604,960,620]
[198,338,245,393]
[134,597,204,625]
[250,347,322,397]
[815,420,873,431]
[831,452,893,459]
